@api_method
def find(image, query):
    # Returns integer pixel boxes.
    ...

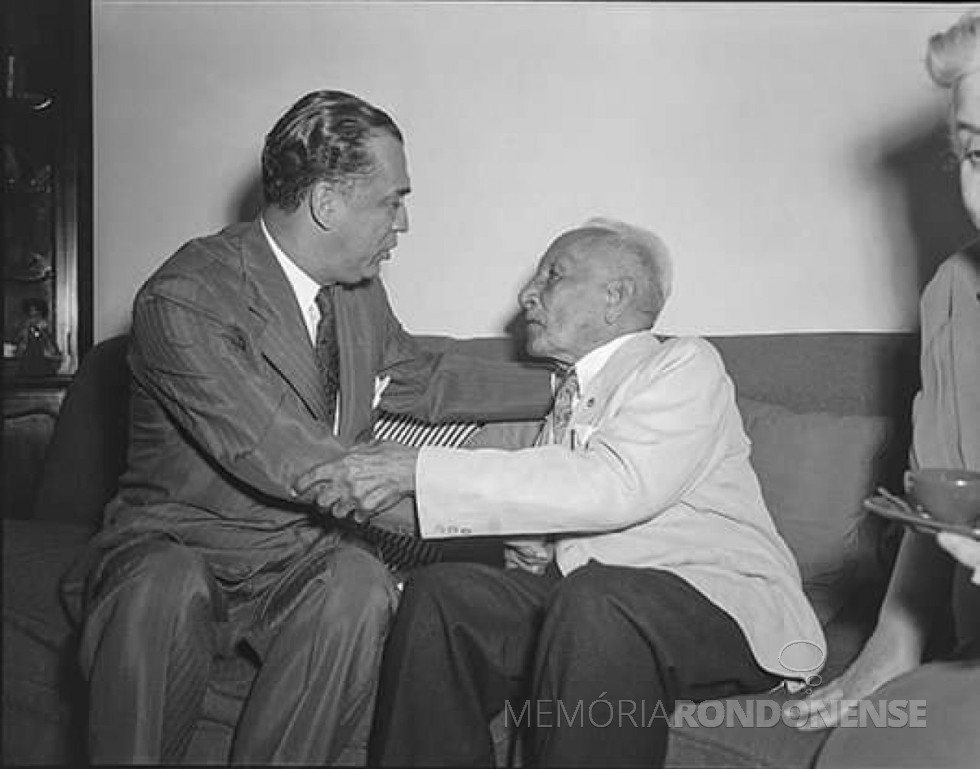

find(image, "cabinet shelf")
[3,269,54,283]
[2,92,53,112]
[2,357,66,383]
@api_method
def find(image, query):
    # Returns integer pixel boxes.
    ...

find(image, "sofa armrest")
[32,336,130,527]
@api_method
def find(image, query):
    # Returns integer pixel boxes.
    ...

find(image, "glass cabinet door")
[1,0,91,517]
[1,0,91,382]
[4,80,65,376]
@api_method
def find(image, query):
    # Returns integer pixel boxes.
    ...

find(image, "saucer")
[864,496,980,541]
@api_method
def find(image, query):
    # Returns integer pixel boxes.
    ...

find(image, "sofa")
[2,330,925,767]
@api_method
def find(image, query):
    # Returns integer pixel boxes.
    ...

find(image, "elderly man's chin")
[523,330,555,361]
[522,324,540,349]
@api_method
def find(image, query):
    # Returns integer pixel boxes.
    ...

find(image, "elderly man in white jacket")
[299,218,824,768]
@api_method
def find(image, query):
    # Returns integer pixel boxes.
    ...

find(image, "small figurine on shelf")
[3,143,20,187]
[14,296,61,376]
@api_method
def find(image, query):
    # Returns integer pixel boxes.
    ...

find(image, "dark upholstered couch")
[2,331,922,767]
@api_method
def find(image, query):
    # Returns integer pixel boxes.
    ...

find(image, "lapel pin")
[586,397,596,408]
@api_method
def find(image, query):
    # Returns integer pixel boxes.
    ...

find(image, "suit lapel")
[334,282,378,445]
[239,220,332,423]
[334,278,386,444]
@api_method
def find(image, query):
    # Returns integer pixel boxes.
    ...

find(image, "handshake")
[295,440,421,526]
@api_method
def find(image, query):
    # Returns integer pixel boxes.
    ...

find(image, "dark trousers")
[369,560,779,768]
[76,537,400,764]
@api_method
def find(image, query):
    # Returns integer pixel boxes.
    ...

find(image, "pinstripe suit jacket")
[83,218,550,600]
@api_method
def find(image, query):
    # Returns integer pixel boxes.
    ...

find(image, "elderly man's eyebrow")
[955,119,980,135]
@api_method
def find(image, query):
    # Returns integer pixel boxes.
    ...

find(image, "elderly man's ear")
[604,277,637,324]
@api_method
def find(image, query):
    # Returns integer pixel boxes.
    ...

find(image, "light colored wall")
[93,1,974,341]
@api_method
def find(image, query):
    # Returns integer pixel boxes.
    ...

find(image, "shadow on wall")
[503,310,531,361]
[225,166,544,365]
[878,116,975,292]
[867,115,975,510]
[230,171,264,223]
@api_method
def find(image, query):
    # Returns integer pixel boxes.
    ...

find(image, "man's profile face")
[329,132,411,283]
[518,233,610,365]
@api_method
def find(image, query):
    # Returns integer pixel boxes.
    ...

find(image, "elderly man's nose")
[519,282,538,309]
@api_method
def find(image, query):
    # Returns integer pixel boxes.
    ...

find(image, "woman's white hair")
[582,216,673,322]
[926,9,980,88]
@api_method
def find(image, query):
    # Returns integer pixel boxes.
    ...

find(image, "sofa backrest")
[31,332,919,538]
[418,332,920,416]
[706,333,919,416]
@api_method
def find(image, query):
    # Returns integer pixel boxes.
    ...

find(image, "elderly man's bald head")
[518,218,673,365]
[570,218,672,321]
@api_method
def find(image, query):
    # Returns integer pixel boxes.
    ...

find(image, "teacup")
[903,468,980,527]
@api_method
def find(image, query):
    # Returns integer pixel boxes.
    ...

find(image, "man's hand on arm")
[295,441,420,524]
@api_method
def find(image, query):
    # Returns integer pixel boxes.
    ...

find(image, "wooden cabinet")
[2,0,91,516]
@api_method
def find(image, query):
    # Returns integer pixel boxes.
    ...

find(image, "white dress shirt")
[261,217,321,345]
[574,331,646,394]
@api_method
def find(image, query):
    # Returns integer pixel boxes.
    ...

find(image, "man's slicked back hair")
[262,90,403,211]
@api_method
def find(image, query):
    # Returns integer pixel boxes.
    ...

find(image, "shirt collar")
[572,330,649,393]
[260,216,322,341]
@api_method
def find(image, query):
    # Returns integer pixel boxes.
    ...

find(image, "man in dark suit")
[64,90,551,765]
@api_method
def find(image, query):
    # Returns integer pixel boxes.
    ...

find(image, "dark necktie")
[312,288,441,573]
[314,286,341,418]
[551,367,580,444]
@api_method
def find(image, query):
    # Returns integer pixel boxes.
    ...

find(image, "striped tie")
[333,513,445,573]
[310,289,453,573]
[551,367,580,444]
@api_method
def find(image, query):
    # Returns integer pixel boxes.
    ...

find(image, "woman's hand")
[936,531,980,584]
[789,632,920,730]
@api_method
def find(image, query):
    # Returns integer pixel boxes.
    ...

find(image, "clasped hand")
[295,440,420,523]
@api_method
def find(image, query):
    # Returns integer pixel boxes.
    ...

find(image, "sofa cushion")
[2,412,58,520]
[2,520,95,765]
[737,397,891,624]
